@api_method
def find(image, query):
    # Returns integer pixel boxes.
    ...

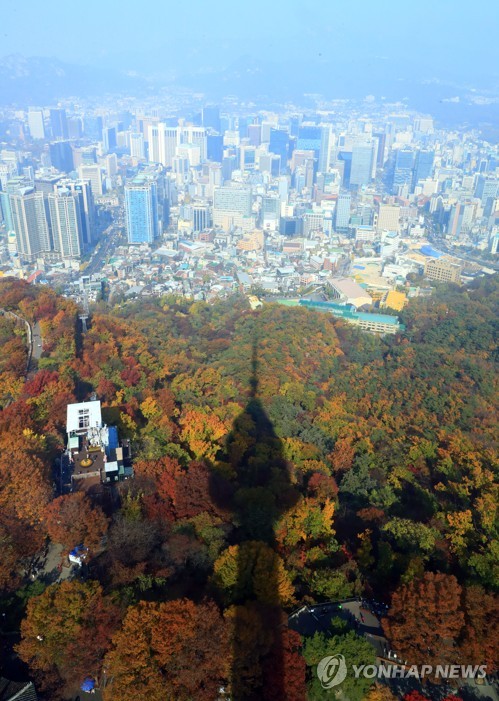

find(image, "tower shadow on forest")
[210,340,302,701]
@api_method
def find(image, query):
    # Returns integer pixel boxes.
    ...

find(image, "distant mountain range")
[1,53,499,135]
[0,54,147,105]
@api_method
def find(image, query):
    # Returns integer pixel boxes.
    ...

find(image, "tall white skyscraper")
[55,179,95,245]
[148,124,179,167]
[9,188,51,260]
[78,165,103,196]
[48,188,84,259]
[130,132,145,160]
[28,109,45,140]
[182,126,207,161]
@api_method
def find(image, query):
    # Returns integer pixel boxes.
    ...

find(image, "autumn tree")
[383,572,464,669]
[364,683,399,701]
[0,429,52,525]
[459,585,498,672]
[17,580,119,695]
[103,598,229,701]
[43,492,109,553]
[212,540,295,606]
[261,628,307,701]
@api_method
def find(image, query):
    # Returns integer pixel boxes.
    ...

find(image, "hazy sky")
[3,0,499,83]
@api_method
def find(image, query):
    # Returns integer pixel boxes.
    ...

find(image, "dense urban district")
[0,97,497,701]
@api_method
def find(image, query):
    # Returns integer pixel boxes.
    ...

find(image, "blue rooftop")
[420,245,444,258]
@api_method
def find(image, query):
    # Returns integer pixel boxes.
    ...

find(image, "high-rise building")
[247,124,261,146]
[28,109,45,140]
[148,124,179,167]
[261,196,280,230]
[335,193,351,231]
[373,132,387,169]
[201,106,221,133]
[102,126,117,153]
[447,202,477,238]
[50,108,68,140]
[50,141,74,173]
[0,160,18,190]
[475,176,498,205]
[297,125,322,155]
[191,203,211,232]
[240,144,256,171]
[125,176,159,244]
[182,126,207,161]
[48,188,84,259]
[105,154,118,177]
[207,134,223,162]
[269,129,289,168]
[318,125,332,173]
[213,186,252,227]
[67,117,83,140]
[412,150,434,191]
[84,116,103,141]
[258,153,281,177]
[129,132,145,160]
[78,165,103,196]
[392,149,415,192]
[55,179,95,245]
[350,143,374,188]
[221,154,238,182]
[337,151,352,188]
[9,188,51,261]
[377,204,400,232]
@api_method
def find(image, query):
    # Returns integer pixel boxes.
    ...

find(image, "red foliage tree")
[43,492,108,554]
[383,573,464,670]
[262,628,307,701]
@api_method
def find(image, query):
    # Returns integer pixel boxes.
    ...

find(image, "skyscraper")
[191,204,211,232]
[28,109,45,140]
[9,188,51,261]
[182,126,207,161]
[412,150,434,191]
[148,124,179,167]
[392,149,415,192]
[50,141,74,173]
[207,134,223,163]
[55,179,95,246]
[48,188,84,259]
[102,126,117,154]
[269,129,289,169]
[201,106,221,133]
[337,151,352,189]
[84,116,103,141]
[350,143,374,188]
[335,192,351,231]
[130,133,145,160]
[125,176,159,244]
[50,108,68,140]
[78,165,103,197]
[318,125,332,173]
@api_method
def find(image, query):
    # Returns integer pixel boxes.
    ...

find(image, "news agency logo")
[317,657,488,687]
[317,654,348,689]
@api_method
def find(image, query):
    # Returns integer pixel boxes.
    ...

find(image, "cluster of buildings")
[65,399,133,496]
[0,99,497,333]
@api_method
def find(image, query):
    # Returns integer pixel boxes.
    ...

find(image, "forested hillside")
[0,276,497,700]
